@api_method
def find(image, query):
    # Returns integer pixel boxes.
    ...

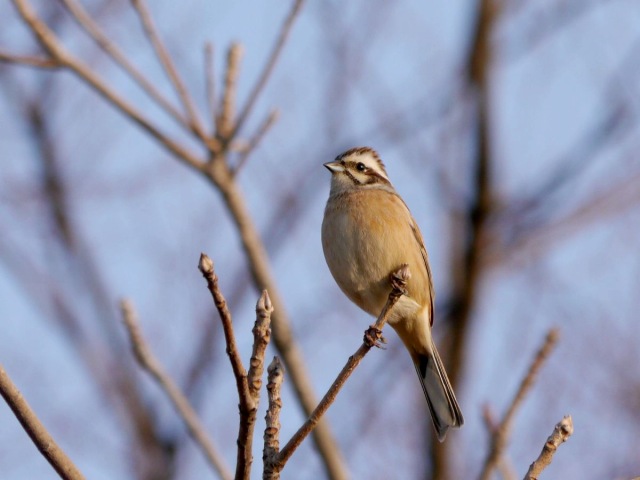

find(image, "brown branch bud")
[249,290,273,400]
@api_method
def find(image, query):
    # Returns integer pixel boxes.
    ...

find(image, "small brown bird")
[321,147,463,441]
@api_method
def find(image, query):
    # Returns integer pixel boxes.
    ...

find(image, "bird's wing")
[397,196,435,326]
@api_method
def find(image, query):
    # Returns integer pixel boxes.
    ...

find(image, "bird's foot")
[389,264,410,296]
[364,326,387,349]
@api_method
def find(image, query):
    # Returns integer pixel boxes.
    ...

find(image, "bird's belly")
[322,206,420,317]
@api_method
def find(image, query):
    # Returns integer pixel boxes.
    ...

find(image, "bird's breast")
[322,190,429,316]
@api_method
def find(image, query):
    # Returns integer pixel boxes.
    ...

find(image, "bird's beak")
[323,161,344,173]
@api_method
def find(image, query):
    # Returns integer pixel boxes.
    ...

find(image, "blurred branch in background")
[431,0,500,477]
[0,365,85,480]
[120,299,233,480]
[479,329,560,480]
[2,0,348,478]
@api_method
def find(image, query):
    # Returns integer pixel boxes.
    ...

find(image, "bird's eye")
[356,162,366,172]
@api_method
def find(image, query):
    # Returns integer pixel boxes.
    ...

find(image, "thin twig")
[479,328,560,480]
[129,0,206,139]
[263,265,410,476]
[232,109,280,177]
[0,51,61,68]
[204,42,216,134]
[198,253,248,390]
[263,357,285,480]
[0,365,85,480]
[229,0,304,140]
[523,416,574,480]
[57,0,190,131]
[119,299,233,480]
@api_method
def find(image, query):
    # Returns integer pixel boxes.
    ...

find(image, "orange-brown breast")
[322,188,432,317]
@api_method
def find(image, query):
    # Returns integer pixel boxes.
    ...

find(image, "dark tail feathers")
[414,340,464,442]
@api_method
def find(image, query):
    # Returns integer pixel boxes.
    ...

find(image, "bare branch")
[479,329,560,480]
[119,299,232,480]
[129,0,206,139]
[0,51,60,68]
[216,43,243,142]
[198,253,248,390]
[229,0,304,140]
[205,42,216,133]
[10,0,206,171]
[263,357,285,480]
[0,365,85,480]
[523,416,574,480]
[264,265,410,476]
[199,253,267,480]
[57,0,190,132]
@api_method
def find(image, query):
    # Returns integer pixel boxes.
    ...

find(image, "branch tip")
[259,289,273,312]
[524,415,574,480]
[198,253,214,275]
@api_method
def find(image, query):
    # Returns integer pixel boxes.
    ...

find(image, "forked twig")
[198,253,273,480]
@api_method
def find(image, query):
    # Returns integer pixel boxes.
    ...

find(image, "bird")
[321,146,464,441]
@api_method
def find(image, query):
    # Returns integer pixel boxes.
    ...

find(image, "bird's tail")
[414,340,464,442]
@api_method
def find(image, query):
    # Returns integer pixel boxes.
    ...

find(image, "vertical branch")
[263,357,285,480]
[0,365,86,480]
[248,290,273,400]
[433,1,500,478]
[216,44,243,141]
[204,42,217,133]
[199,255,274,480]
